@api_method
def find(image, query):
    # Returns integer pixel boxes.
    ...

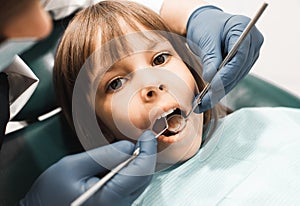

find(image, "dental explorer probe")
[70,148,140,206]
[71,3,268,205]
[70,118,168,206]
[166,2,269,134]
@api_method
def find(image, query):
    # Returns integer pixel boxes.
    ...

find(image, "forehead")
[93,29,173,68]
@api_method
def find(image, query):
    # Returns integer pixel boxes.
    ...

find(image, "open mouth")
[152,108,186,138]
[164,108,186,136]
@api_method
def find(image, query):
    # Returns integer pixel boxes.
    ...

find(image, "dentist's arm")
[160,0,264,112]
[20,131,157,206]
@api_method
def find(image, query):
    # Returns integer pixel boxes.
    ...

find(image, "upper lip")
[155,103,186,121]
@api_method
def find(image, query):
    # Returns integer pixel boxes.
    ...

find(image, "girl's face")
[95,34,203,164]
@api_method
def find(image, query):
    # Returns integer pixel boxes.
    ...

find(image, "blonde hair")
[54,1,225,143]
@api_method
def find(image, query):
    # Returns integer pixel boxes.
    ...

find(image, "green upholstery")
[14,16,74,121]
[226,74,300,110]
[1,13,300,205]
[0,16,81,205]
[0,114,81,205]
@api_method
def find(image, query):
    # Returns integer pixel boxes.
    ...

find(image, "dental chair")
[1,18,300,206]
[0,16,82,205]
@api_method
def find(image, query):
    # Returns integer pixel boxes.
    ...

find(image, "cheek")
[169,61,198,93]
[97,92,145,141]
[128,97,151,130]
[95,96,114,129]
[181,69,198,93]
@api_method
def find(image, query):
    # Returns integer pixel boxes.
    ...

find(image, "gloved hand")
[20,130,157,206]
[186,6,264,113]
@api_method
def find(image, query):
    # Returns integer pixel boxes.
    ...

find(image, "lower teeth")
[163,129,178,137]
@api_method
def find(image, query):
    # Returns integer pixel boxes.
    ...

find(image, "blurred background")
[207,0,300,97]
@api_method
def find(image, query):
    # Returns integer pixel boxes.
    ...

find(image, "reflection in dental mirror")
[153,108,187,135]
[167,114,186,133]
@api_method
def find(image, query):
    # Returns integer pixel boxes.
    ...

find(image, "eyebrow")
[98,40,173,77]
[146,40,171,51]
[129,34,171,53]
[146,41,160,50]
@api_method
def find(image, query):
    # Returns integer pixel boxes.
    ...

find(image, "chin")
[157,142,201,165]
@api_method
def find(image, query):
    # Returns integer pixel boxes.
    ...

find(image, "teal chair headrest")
[226,74,300,110]
[13,17,73,121]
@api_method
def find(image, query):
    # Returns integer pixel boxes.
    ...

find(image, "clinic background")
[207,0,300,97]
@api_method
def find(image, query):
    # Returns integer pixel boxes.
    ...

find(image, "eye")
[106,77,127,92]
[152,52,171,66]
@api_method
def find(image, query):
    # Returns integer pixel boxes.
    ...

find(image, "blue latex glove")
[20,131,157,206]
[186,6,264,113]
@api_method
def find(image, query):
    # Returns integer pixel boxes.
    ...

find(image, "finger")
[198,39,223,82]
[186,27,223,82]
[196,71,230,113]
[229,25,263,92]
[120,130,157,178]
[202,55,221,83]
[63,140,135,178]
[85,177,100,190]
[100,131,157,196]
[220,14,261,92]
[135,130,157,157]
[195,92,212,113]
[230,40,259,93]
[218,34,251,93]
[195,34,251,114]
[251,25,264,50]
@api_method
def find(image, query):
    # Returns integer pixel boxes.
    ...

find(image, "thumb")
[201,53,222,83]
[97,131,157,198]
[194,93,212,114]
[195,83,226,114]
[136,130,157,156]
[121,130,157,176]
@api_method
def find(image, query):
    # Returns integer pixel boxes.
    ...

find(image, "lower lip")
[157,123,187,143]
[157,134,177,143]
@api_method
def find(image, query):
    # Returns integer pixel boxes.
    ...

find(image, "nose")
[141,84,167,102]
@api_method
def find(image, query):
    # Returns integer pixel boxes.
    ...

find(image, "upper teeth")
[157,108,175,119]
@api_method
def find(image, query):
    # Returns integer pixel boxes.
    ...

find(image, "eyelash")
[106,77,128,92]
[152,52,171,66]
[106,52,172,92]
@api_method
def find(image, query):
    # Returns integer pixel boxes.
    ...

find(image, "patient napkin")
[133,107,300,206]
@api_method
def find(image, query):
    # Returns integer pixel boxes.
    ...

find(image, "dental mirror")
[163,83,210,134]
[152,117,169,137]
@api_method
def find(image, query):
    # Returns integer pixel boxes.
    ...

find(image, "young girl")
[53,0,226,166]
[54,1,300,205]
